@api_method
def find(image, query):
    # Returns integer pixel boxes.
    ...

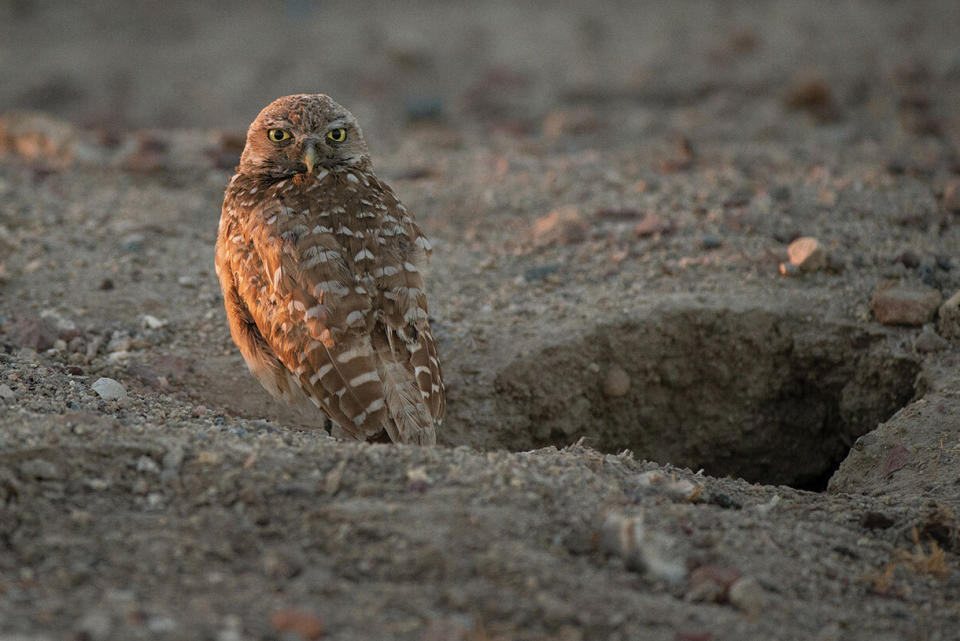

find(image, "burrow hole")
[494,305,919,490]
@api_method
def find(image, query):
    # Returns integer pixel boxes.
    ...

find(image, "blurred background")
[2,0,959,155]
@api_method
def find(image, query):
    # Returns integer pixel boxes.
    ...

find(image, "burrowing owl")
[215,94,444,444]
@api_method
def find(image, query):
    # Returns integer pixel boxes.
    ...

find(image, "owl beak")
[302,142,319,175]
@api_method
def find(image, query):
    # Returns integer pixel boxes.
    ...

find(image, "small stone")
[524,264,561,282]
[871,285,942,326]
[937,290,960,339]
[686,565,741,603]
[121,232,146,252]
[895,250,922,269]
[99,278,115,290]
[943,179,960,213]
[19,459,62,480]
[5,316,57,351]
[779,262,800,277]
[601,511,687,582]
[0,384,15,402]
[92,377,128,401]
[700,235,721,250]
[728,576,768,615]
[531,206,588,246]
[84,478,111,491]
[602,366,630,397]
[141,315,168,329]
[860,511,896,529]
[270,609,325,640]
[915,327,948,353]
[633,213,672,238]
[787,236,826,272]
[177,276,197,288]
[136,456,160,474]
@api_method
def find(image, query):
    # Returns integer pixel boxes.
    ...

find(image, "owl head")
[238,94,370,177]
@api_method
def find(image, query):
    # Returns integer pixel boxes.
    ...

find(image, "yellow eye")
[267,129,291,142]
[326,128,346,143]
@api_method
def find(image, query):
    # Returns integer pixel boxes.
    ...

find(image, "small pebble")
[531,206,588,246]
[141,315,168,329]
[19,459,62,480]
[602,366,631,397]
[943,179,960,212]
[700,235,722,250]
[895,250,921,269]
[121,233,146,252]
[92,377,128,402]
[787,236,826,272]
[270,609,325,641]
[136,456,160,474]
[728,576,768,615]
[915,327,948,353]
[601,511,687,582]
[937,290,960,339]
[0,384,16,402]
[779,262,800,277]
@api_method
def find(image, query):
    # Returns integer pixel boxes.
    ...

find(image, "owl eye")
[326,128,347,143]
[267,129,291,143]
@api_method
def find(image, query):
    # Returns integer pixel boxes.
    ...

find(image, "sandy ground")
[2,1,960,639]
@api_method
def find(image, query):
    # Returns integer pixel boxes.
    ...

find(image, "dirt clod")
[870,285,942,326]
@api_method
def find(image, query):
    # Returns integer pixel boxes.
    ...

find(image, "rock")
[728,576,768,615]
[634,470,703,502]
[895,250,921,269]
[0,384,15,402]
[915,327,948,353]
[524,264,561,282]
[601,511,687,582]
[531,206,588,246]
[779,262,801,277]
[0,110,77,168]
[121,232,146,252]
[136,456,160,474]
[787,237,826,272]
[943,179,960,213]
[5,316,58,351]
[700,235,721,250]
[19,459,62,480]
[937,290,960,339]
[270,609,325,640]
[141,315,168,329]
[783,75,840,122]
[602,366,630,397]
[686,565,741,603]
[92,377,128,402]
[860,511,896,529]
[871,285,942,326]
[633,213,672,237]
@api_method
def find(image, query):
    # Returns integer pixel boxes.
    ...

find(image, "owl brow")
[325,118,349,132]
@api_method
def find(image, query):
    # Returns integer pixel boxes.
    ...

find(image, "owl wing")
[366,182,446,431]
[218,192,392,440]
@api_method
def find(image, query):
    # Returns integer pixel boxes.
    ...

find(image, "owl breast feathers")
[214,94,444,444]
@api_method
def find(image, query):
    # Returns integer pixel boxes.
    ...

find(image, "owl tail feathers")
[377,359,437,445]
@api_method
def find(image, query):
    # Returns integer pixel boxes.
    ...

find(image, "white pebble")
[92,377,127,401]
[141,315,168,329]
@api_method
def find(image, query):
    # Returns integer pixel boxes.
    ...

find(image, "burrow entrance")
[493,304,920,490]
